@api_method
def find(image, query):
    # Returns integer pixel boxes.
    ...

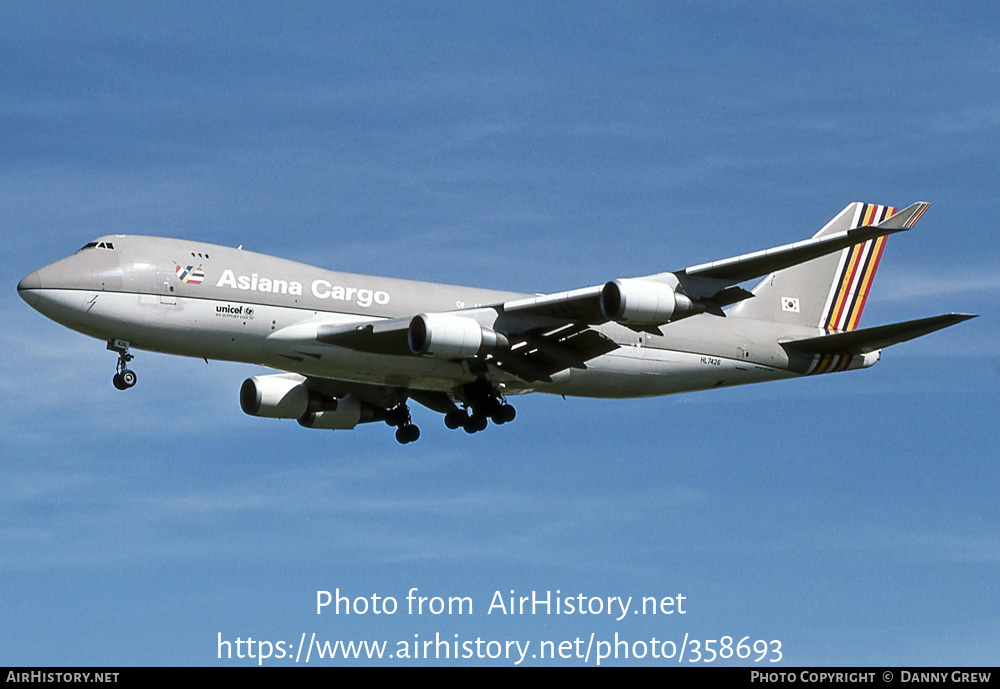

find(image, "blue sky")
[2,2,997,666]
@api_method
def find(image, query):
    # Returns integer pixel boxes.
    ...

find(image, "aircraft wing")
[502,202,931,321]
[502,285,605,322]
[490,322,619,383]
[680,202,928,283]
[271,313,620,384]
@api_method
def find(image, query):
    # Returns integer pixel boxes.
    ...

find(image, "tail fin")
[729,202,926,331]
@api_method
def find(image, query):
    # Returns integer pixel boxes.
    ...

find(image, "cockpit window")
[78,241,115,252]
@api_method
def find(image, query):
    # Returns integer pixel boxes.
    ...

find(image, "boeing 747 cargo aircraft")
[18,202,974,443]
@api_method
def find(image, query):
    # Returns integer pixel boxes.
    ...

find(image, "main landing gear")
[385,402,420,444]
[107,339,137,390]
[443,380,516,435]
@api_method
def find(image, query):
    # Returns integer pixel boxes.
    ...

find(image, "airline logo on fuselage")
[215,269,389,307]
[175,264,205,284]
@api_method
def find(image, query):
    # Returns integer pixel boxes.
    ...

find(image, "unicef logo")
[244,308,254,317]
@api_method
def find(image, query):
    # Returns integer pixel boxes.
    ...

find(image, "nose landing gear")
[107,339,137,390]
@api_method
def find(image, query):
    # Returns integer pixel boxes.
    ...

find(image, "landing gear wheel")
[444,409,466,430]
[458,378,516,432]
[387,402,420,444]
[112,369,137,390]
[395,424,420,444]
[490,404,516,425]
[463,413,488,433]
[108,339,136,391]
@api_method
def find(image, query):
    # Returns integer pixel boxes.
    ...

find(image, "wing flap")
[781,313,976,355]
[492,324,619,382]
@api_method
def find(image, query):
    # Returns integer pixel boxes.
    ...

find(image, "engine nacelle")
[240,375,312,419]
[241,373,340,420]
[298,395,372,430]
[408,313,509,358]
[600,279,696,326]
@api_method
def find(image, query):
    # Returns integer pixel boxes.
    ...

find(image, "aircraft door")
[158,272,177,305]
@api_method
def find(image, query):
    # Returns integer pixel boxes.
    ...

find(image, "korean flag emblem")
[782,297,800,313]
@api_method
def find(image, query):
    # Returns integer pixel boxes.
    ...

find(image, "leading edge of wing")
[781,312,976,355]
[682,202,930,284]
[501,285,604,322]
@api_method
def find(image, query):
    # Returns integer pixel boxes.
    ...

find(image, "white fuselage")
[18,235,872,400]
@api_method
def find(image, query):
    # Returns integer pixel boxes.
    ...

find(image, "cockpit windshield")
[78,241,115,252]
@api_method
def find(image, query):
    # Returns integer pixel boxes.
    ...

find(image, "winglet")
[871,201,930,231]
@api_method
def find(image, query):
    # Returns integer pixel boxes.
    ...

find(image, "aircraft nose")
[17,271,41,308]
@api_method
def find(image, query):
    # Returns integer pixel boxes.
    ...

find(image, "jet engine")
[240,374,321,419]
[600,279,697,326]
[408,313,509,358]
[297,395,380,430]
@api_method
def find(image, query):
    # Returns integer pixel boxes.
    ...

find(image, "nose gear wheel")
[108,339,137,390]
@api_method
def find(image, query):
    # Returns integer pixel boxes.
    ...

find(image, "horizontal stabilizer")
[782,313,976,355]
